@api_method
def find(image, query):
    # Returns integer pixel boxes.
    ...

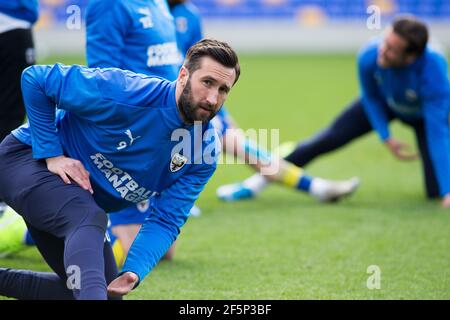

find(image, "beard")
[178,78,218,125]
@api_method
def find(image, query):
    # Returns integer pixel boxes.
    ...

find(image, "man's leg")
[0,223,74,300]
[285,99,374,167]
[0,135,116,300]
[413,122,440,198]
[217,100,370,201]
[0,229,119,300]
[0,269,74,300]
[217,130,360,202]
[0,209,119,300]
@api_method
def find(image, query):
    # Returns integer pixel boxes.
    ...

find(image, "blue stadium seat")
[37,0,450,25]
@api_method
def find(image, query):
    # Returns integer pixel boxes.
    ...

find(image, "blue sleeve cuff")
[32,146,64,159]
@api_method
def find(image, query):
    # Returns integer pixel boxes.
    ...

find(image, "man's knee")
[77,206,108,231]
[58,195,108,236]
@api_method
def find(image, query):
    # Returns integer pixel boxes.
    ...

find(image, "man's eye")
[219,87,228,94]
[203,80,211,86]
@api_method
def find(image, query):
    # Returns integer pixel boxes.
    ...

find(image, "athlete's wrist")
[45,155,66,162]
[441,194,450,208]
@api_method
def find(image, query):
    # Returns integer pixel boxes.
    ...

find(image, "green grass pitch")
[1,53,449,299]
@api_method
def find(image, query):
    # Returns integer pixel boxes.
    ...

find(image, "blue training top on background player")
[358,39,450,195]
[86,0,181,80]
[0,0,38,24]
[170,0,203,58]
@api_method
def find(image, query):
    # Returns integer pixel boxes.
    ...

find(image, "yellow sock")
[112,240,126,269]
[280,163,304,187]
[279,163,313,192]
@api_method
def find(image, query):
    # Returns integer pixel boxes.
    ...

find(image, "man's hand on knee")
[45,155,93,194]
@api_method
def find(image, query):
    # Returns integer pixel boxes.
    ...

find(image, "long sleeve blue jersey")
[12,64,219,282]
[86,0,181,81]
[358,40,450,195]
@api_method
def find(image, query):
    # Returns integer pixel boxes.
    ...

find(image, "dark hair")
[184,38,240,85]
[392,16,428,56]
[167,0,185,8]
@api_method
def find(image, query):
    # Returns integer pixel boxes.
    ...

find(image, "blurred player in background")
[224,16,450,208]
[0,0,37,216]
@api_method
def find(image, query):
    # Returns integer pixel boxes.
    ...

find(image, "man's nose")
[206,90,218,106]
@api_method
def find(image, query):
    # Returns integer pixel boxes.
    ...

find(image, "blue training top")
[13,64,219,282]
[358,39,450,196]
[0,0,39,24]
[170,1,203,59]
[86,0,181,81]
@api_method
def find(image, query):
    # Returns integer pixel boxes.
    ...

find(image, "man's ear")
[405,54,418,65]
[178,66,189,86]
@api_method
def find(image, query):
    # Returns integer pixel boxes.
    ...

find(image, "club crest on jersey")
[170,153,187,173]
